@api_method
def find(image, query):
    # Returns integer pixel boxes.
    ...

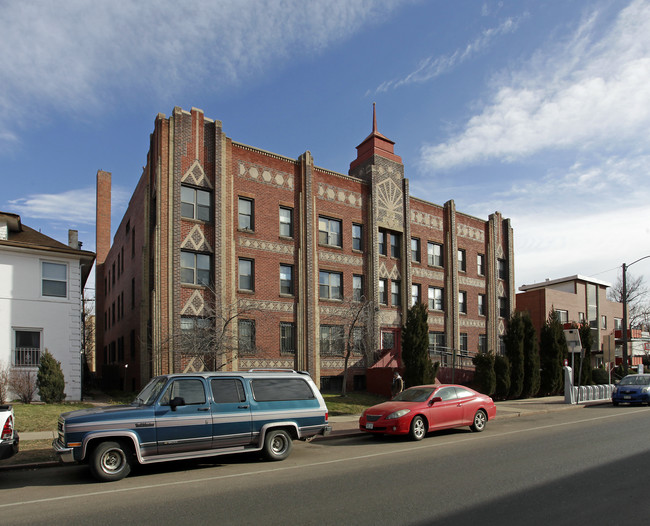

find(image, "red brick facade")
[96,106,515,391]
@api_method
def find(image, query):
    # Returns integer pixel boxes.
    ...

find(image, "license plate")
[624,396,631,400]
[366,423,374,430]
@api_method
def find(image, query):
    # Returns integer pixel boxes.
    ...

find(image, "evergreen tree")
[522,312,541,398]
[472,351,496,396]
[576,321,594,385]
[37,349,66,403]
[494,354,511,400]
[402,302,437,387]
[539,310,567,395]
[504,312,525,398]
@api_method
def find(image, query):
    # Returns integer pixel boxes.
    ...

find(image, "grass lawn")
[12,403,95,433]
[323,391,387,416]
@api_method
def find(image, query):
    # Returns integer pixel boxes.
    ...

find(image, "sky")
[2,0,649,293]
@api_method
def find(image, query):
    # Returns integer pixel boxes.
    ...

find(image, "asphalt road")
[1,405,649,525]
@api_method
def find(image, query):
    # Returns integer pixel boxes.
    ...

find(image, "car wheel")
[89,441,132,482]
[470,410,487,432]
[263,429,293,461]
[409,416,426,441]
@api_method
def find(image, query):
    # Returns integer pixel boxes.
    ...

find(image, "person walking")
[391,370,404,397]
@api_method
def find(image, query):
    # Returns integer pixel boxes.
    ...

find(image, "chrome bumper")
[52,439,75,463]
[322,425,332,436]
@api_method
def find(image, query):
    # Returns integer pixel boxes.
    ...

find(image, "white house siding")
[0,246,84,400]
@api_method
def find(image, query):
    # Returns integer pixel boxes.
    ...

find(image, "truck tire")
[89,440,132,482]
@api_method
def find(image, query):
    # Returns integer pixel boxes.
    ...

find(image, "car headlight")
[643,388,649,393]
[386,409,411,419]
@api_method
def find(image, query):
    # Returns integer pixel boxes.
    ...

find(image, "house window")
[411,284,421,306]
[460,333,468,355]
[238,197,254,231]
[478,294,486,316]
[601,315,607,329]
[477,254,485,276]
[579,312,585,323]
[280,322,295,355]
[238,258,254,292]
[498,258,507,280]
[427,242,443,267]
[378,279,388,305]
[478,334,487,353]
[381,331,395,350]
[353,275,363,302]
[181,186,211,221]
[13,329,41,366]
[378,231,386,256]
[320,325,344,356]
[279,207,293,238]
[391,281,401,307]
[459,291,467,314]
[458,249,466,272]
[411,238,420,263]
[557,309,569,324]
[428,286,444,311]
[428,331,445,353]
[280,264,293,295]
[615,318,622,330]
[319,271,342,300]
[499,297,508,318]
[238,319,255,355]
[390,233,400,258]
[352,327,365,355]
[352,224,363,251]
[318,217,341,247]
[181,251,211,286]
[42,261,67,297]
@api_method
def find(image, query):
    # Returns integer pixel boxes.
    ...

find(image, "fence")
[563,366,614,404]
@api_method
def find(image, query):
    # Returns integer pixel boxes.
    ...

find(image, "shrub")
[9,369,37,403]
[402,303,437,387]
[0,362,10,404]
[494,355,511,400]
[591,368,610,385]
[472,351,496,396]
[37,350,66,403]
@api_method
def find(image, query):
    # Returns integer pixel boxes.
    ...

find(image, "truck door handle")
[198,407,209,412]
[238,405,249,409]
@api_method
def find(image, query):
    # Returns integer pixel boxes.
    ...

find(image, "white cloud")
[374,15,522,93]
[0,0,406,151]
[421,0,650,170]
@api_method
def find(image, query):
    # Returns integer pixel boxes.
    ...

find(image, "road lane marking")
[1,407,646,509]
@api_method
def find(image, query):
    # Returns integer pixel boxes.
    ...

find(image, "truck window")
[211,378,246,403]
[251,378,315,401]
[160,379,206,405]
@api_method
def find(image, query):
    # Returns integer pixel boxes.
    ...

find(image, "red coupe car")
[359,384,497,440]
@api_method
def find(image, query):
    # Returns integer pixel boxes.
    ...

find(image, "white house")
[0,211,95,400]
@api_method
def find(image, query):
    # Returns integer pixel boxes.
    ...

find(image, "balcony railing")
[14,347,41,367]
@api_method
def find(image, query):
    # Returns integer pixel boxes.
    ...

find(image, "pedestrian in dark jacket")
[391,371,404,397]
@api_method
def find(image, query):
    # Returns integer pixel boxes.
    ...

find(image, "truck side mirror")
[170,397,186,411]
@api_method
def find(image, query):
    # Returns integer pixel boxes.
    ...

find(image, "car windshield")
[133,377,168,405]
[393,387,436,402]
[619,376,650,386]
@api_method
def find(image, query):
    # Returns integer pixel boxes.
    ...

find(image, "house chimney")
[68,229,79,249]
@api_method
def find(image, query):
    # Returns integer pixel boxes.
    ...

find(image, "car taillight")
[1,415,13,440]
[325,412,329,422]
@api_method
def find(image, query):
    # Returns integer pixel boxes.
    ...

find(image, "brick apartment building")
[95,106,514,392]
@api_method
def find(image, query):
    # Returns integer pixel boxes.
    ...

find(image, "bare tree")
[608,273,649,329]
[321,295,374,396]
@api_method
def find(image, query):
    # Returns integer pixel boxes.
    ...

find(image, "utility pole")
[621,255,650,375]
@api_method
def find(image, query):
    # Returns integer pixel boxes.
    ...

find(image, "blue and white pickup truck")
[53,370,331,481]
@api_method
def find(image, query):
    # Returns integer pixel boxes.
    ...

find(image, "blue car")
[612,374,650,406]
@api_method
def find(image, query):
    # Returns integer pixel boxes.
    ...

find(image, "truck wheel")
[89,441,132,482]
[263,429,292,461]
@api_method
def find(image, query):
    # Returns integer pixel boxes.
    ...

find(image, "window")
[280,264,293,295]
[238,319,255,355]
[42,262,67,297]
[459,291,467,314]
[478,334,487,353]
[428,331,445,352]
[499,297,508,318]
[13,329,41,366]
[181,251,211,286]
[498,258,507,280]
[557,309,568,324]
[181,186,211,221]
[477,254,485,276]
[381,330,395,350]
[161,379,206,405]
[428,286,444,311]
[478,294,486,316]
[391,281,401,307]
[352,327,365,354]
[499,336,506,355]
[601,315,607,329]
[458,249,466,272]
[279,207,293,238]
[427,242,443,267]
[378,231,386,256]
[181,316,212,333]
[615,318,623,330]
[579,312,585,323]
[280,322,296,355]
[318,217,341,247]
[211,378,246,403]
[319,270,342,300]
[378,279,388,305]
[251,379,315,401]
[238,258,254,291]
[411,284,421,306]
[353,275,363,302]
[238,197,254,230]
[411,238,420,263]
[460,333,468,355]
[352,224,363,251]
[390,233,400,258]
[320,325,344,356]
